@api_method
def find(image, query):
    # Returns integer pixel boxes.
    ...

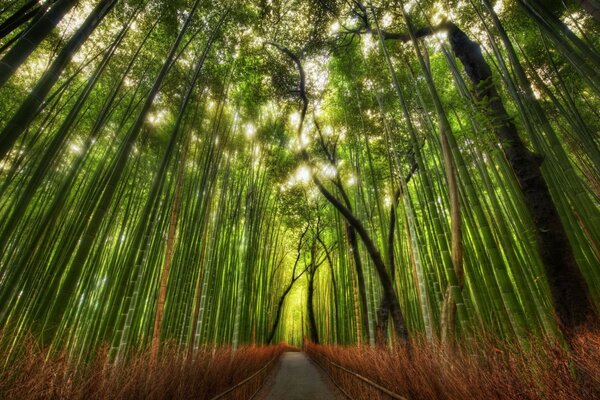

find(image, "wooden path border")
[309,353,408,400]
[209,355,278,400]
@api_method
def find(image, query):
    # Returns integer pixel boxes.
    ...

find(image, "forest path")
[261,352,339,399]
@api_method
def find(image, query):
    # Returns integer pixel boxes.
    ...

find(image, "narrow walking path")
[263,352,338,400]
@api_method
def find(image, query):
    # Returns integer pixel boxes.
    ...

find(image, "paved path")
[265,352,337,400]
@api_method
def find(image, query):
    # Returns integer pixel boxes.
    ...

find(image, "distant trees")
[0,0,597,359]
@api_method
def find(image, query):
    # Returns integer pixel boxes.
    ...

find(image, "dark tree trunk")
[346,223,371,343]
[332,174,372,344]
[351,0,596,340]
[267,225,309,344]
[268,39,409,344]
[375,295,390,347]
[445,22,596,332]
[38,0,203,341]
[307,265,320,344]
[313,177,409,343]
[0,0,77,88]
[0,0,117,159]
[0,0,45,40]
[318,235,339,342]
[0,10,132,261]
[267,283,294,344]
[574,0,600,21]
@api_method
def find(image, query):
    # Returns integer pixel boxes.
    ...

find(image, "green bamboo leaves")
[0,0,598,362]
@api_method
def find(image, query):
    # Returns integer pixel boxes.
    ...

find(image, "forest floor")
[257,351,343,400]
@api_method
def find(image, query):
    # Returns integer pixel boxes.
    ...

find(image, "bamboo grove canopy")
[0,0,598,361]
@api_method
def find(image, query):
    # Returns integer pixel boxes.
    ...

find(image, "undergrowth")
[0,337,285,400]
[306,332,600,400]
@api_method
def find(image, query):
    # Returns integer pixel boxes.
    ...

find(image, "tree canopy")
[0,0,598,361]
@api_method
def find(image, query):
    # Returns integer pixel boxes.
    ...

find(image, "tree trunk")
[268,40,409,344]
[267,225,308,344]
[445,22,596,332]
[151,144,187,362]
[313,177,409,343]
[307,265,319,344]
[439,119,464,345]
[346,223,370,343]
[375,295,390,347]
[0,0,77,89]
[0,0,46,40]
[40,0,203,341]
[396,4,466,343]
[267,284,294,344]
[189,227,209,355]
[0,0,117,159]
[0,21,156,323]
[318,235,339,343]
[573,0,600,21]
[0,10,132,261]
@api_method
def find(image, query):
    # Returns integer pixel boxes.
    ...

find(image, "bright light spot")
[381,13,393,28]
[314,103,325,117]
[284,164,313,188]
[300,133,311,148]
[339,128,347,141]
[564,11,586,32]
[70,143,82,154]
[362,33,376,56]
[347,175,356,186]
[147,110,167,125]
[384,195,391,207]
[245,123,256,139]
[329,21,340,34]
[296,165,312,184]
[404,0,417,12]
[254,36,265,49]
[321,164,337,178]
[288,138,297,150]
[58,3,94,36]
[493,0,504,14]
[290,112,301,126]
[305,55,330,93]
[72,51,85,64]
[431,2,451,25]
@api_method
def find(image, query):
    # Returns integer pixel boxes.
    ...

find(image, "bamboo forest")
[0,0,599,399]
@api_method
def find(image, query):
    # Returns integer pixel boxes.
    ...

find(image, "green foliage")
[0,0,598,362]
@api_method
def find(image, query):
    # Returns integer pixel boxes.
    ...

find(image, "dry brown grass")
[0,338,286,400]
[306,332,600,400]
